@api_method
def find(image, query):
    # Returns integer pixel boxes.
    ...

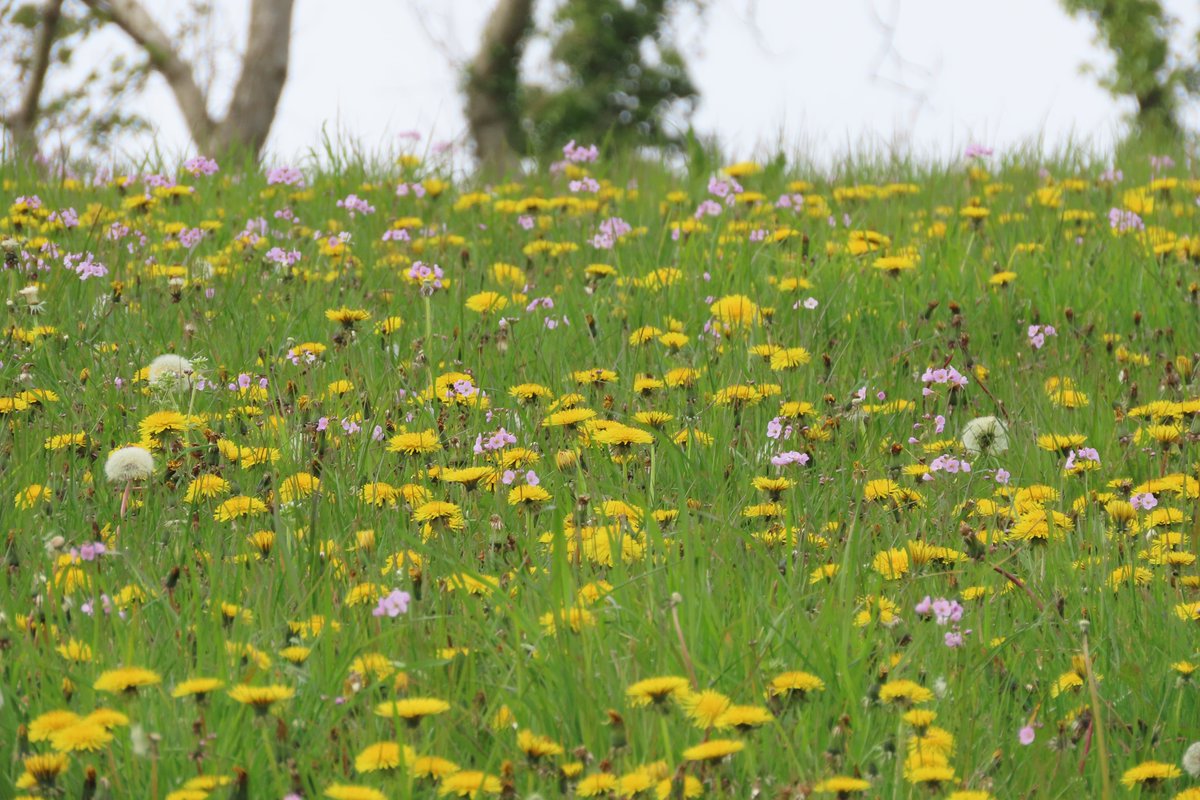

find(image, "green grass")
[0,145,1198,800]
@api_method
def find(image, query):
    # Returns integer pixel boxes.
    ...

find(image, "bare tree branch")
[740,0,781,58]
[84,0,293,158]
[10,0,66,151]
[85,0,217,148]
[408,0,465,69]
[865,0,935,129]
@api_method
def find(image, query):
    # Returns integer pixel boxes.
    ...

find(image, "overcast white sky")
[91,0,1200,165]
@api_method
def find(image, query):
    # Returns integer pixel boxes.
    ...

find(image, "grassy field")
[1,144,1198,800]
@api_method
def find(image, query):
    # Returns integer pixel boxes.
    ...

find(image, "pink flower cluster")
[183,156,219,177]
[775,193,804,209]
[474,427,516,454]
[143,173,176,189]
[1027,324,1056,349]
[919,365,968,394]
[569,176,600,193]
[49,207,78,228]
[406,260,444,294]
[928,454,971,476]
[771,450,809,467]
[266,165,305,186]
[266,247,302,268]
[916,596,969,648]
[590,217,632,250]
[395,182,427,198]
[1108,207,1143,233]
[63,251,107,281]
[1149,154,1175,173]
[1131,492,1158,510]
[70,541,108,561]
[372,589,411,618]
[1064,447,1100,471]
[766,417,794,441]
[337,194,376,217]
[286,345,319,365]
[179,227,205,248]
[80,594,124,618]
[443,379,479,402]
[239,217,270,246]
[502,469,539,486]
[562,140,599,163]
[707,175,743,205]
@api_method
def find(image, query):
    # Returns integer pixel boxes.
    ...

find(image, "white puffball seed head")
[147,354,195,387]
[104,446,155,483]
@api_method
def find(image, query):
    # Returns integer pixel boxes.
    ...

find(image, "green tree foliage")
[1060,0,1198,136]
[1,0,149,155]
[518,0,700,155]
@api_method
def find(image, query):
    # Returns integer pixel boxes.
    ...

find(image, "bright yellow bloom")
[94,666,162,694]
[227,684,295,712]
[374,697,451,724]
[627,676,690,706]
[1120,761,1181,788]
[387,429,442,454]
[682,738,744,762]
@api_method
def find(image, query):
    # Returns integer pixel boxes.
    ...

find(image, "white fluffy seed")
[104,446,155,483]
[147,354,194,387]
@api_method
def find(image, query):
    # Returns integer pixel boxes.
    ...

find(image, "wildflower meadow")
[1,145,1199,800]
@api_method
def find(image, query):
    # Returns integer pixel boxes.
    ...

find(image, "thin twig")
[670,601,699,690]
[1081,622,1113,800]
[973,375,1011,422]
[990,563,1044,611]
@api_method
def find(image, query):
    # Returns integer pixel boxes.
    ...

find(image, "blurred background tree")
[464,0,536,173]
[0,0,147,157]
[83,0,294,159]
[1060,0,1198,138]
[1,0,293,162]
[5,0,1200,168]
[518,0,699,155]
[465,0,701,171]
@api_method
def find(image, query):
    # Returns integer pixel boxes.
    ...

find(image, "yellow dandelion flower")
[227,684,295,713]
[812,776,871,795]
[682,738,744,762]
[325,307,371,326]
[374,697,451,725]
[438,770,502,797]
[387,428,442,455]
[1120,761,1180,788]
[709,295,760,327]
[213,495,268,522]
[172,677,225,699]
[878,679,933,706]
[93,666,162,694]
[466,291,508,313]
[355,741,414,773]
[627,676,690,706]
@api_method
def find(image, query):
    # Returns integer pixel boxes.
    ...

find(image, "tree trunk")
[1135,85,1181,137]
[8,0,65,155]
[465,0,534,174]
[86,0,294,160]
[90,0,217,149]
[212,0,294,157]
